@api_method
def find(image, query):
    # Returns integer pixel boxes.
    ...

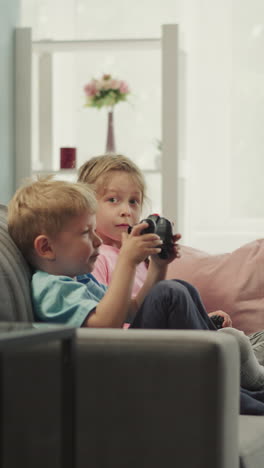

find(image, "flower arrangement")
[84,74,130,109]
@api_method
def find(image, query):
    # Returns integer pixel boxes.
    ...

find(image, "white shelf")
[33,169,77,175]
[15,25,179,226]
[32,168,160,175]
[32,38,160,53]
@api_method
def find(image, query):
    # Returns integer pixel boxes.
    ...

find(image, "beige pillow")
[166,240,264,335]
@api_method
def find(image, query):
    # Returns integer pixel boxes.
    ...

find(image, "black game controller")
[128,214,174,259]
[210,315,224,329]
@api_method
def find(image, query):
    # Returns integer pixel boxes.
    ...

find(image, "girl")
[77,153,264,375]
[78,153,152,296]
[78,153,231,324]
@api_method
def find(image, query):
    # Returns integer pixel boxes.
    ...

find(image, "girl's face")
[95,171,143,248]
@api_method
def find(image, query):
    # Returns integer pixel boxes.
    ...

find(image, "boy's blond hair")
[8,176,96,262]
[78,154,146,202]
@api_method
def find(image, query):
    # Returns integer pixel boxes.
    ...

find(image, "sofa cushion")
[0,205,33,322]
[239,415,264,468]
[166,240,264,335]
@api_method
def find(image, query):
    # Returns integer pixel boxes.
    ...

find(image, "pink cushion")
[166,240,264,335]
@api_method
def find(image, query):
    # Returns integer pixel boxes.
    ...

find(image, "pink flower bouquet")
[84,74,130,109]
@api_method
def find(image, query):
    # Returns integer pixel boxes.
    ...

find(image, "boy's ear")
[34,235,55,260]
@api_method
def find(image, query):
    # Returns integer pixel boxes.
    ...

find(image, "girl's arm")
[128,260,168,319]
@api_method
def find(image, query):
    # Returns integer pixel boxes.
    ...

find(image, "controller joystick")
[128,214,174,259]
[139,218,156,235]
[210,315,224,329]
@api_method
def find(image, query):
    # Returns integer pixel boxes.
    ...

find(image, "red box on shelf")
[60,147,76,169]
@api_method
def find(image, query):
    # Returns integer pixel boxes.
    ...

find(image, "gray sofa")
[0,202,264,468]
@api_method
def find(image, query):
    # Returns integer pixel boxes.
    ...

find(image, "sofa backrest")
[167,241,264,335]
[0,204,33,322]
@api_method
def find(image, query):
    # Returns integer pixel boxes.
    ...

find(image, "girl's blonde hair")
[8,176,96,261]
[78,153,146,203]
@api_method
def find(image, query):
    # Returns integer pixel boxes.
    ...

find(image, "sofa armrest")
[75,329,240,468]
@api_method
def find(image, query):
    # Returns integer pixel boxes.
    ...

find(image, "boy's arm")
[84,255,136,328]
[131,233,181,313]
[84,224,162,328]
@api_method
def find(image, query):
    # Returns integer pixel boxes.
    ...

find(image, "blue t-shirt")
[31,271,108,327]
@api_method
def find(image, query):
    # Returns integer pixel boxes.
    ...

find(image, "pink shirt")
[92,244,147,297]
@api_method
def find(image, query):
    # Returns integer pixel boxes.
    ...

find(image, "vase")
[105,109,116,153]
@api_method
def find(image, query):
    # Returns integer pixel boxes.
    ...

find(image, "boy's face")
[96,171,142,248]
[50,210,102,277]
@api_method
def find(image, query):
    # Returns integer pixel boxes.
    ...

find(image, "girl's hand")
[120,222,163,266]
[208,310,232,328]
[171,233,181,260]
[150,233,182,267]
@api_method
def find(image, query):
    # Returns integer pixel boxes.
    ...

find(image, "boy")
[7,176,219,330]
[7,177,264,395]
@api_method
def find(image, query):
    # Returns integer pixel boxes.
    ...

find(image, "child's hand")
[120,222,163,265]
[208,310,232,328]
[171,233,182,260]
[150,233,182,267]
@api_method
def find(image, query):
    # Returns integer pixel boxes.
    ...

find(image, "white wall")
[0,0,20,204]
[20,0,264,252]
[181,0,264,251]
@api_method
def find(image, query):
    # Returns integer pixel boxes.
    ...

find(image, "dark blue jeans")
[130,279,216,330]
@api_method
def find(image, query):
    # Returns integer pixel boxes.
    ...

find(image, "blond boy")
[7,176,169,327]
[6,174,221,328]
